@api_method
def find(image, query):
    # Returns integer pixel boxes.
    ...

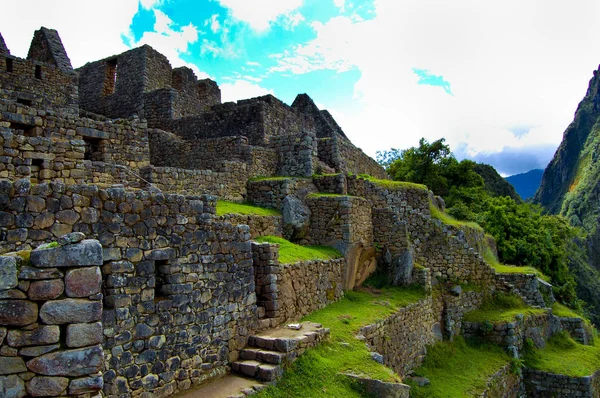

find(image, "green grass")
[463,293,546,324]
[307,193,355,199]
[256,286,426,398]
[524,331,600,377]
[482,246,550,282]
[356,174,427,191]
[429,202,483,230]
[216,201,281,217]
[249,176,311,182]
[254,236,342,264]
[552,302,584,319]
[408,337,511,397]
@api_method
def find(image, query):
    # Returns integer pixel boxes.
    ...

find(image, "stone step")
[172,374,266,398]
[232,360,283,382]
[240,348,289,364]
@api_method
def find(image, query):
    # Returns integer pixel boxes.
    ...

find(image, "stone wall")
[312,173,347,195]
[247,178,317,210]
[252,242,344,329]
[358,296,439,377]
[441,290,485,340]
[317,136,388,180]
[480,364,523,398]
[218,214,283,239]
[0,180,259,397]
[306,195,373,254]
[494,274,546,308]
[273,131,317,177]
[559,316,594,345]
[0,237,104,397]
[463,310,561,353]
[524,368,600,397]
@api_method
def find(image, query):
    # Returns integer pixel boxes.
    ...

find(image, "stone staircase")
[231,321,330,383]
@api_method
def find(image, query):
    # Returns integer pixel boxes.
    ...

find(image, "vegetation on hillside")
[408,337,511,397]
[523,331,600,377]
[463,292,546,324]
[377,138,583,311]
[254,236,342,264]
[256,286,425,398]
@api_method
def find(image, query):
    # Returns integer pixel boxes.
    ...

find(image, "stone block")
[66,322,103,348]
[26,376,69,397]
[0,256,17,290]
[0,300,38,327]
[0,357,27,375]
[19,344,60,357]
[65,267,101,297]
[18,266,63,280]
[28,279,64,300]
[26,345,103,376]
[7,325,60,347]
[0,375,26,398]
[68,376,104,395]
[39,299,102,324]
[30,240,102,268]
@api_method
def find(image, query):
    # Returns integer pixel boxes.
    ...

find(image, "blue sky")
[2,0,600,175]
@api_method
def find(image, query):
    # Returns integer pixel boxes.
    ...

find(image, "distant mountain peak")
[505,169,544,200]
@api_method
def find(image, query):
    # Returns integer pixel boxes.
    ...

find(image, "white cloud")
[140,0,163,9]
[220,80,274,102]
[135,10,210,79]
[333,0,345,10]
[270,0,600,173]
[206,14,221,33]
[217,0,303,32]
[0,0,139,67]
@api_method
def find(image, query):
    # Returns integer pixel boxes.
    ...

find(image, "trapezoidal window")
[6,59,13,73]
[17,98,32,106]
[83,137,104,161]
[103,58,118,95]
[35,65,42,79]
[155,260,169,301]
[10,122,37,137]
[30,158,44,183]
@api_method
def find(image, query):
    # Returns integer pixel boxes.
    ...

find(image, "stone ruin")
[0,27,596,398]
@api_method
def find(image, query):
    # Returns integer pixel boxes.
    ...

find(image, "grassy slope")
[463,293,546,324]
[216,200,281,217]
[524,332,600,377]
[408,337,511,397]
[254,236,341,265]
[429,202,483,231]
[257,286,426,398]
[482,246,550,282]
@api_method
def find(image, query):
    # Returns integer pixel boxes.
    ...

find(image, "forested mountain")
[506,169,544,200]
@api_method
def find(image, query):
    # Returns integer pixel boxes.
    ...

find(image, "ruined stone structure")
[0,27,596,398]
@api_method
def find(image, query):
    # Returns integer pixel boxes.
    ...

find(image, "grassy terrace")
[254,236,341,265]
[356,174,428,191]
[463,293,546,324]
[257,286,426,398]
[429,202,483,231]
[216,200,281,217]
[408,337,511,397]
[482,247,550,282]
[524,332,600,377]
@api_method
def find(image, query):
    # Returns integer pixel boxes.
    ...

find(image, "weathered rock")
[57,232,85,245]
[66,322,102,348]
[28,279,64,301]
[0,300,38,327]
[0,375,26,398]
[391,249,414,286]
[18,266,63,280]
[19,344,60,357]
[30,240,102,268]
[39,299,102,324]
[282,195,310,240]
[370,351,384,364]
[0,357,27,375]
[0,256,18,290]
[7,325,60,347]
[69,376,103,395]
[65,267,101,297]
[26,345,103,376]
[26,376,69,396]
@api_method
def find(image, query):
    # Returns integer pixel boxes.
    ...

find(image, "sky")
[2,0,599,176]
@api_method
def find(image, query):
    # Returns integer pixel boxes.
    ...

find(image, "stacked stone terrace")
[0,27,596,398]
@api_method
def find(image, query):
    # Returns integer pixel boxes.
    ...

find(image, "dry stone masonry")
[0,26,597,398]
